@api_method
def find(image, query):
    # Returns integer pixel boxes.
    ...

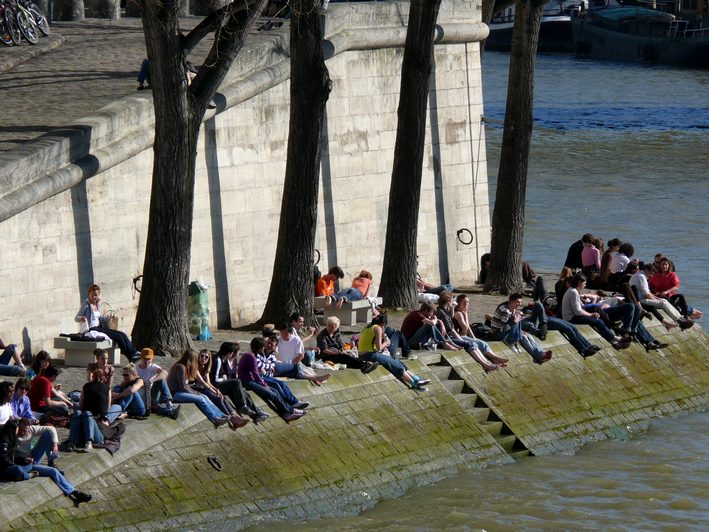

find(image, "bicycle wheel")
[0,11,14,45]
[26,2,48,36]
[4,7,21,45]
[16,9,38,44]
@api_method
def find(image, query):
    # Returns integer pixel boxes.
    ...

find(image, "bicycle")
[8,0,39,44]
[20,0,48,36]
[0,0,21,45]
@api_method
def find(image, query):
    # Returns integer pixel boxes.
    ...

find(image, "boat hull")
[487,17,574,53]
[571,17,709,68]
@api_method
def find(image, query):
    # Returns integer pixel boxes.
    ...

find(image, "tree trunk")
[377,0,442,309]
[132,0,267,355]
[259,1,331,327]
[486,0,546,294]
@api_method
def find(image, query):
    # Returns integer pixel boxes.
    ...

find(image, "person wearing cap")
[135,348,179,419]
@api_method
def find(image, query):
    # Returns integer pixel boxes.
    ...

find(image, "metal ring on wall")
[314,249,321,266]
[456,228,474,245]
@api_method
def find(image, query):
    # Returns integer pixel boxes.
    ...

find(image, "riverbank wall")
[5,321,708,529]
[0,0,490,354]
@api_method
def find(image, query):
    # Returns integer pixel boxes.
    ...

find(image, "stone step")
[471,407,491,423]
[509,449,531,460]
[417,351,443,365]
[442,379,465,395]
[482,421,503,437]
[428,365,454,380]
[496,434,518,452]
[454,392,479,410]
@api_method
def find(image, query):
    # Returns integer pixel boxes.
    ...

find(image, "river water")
[245,53,709,530]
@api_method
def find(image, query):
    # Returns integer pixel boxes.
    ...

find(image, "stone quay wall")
[0,1,491,353]
[4,321,708,529]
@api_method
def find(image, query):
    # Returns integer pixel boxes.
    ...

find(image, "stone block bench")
[53,337,120,367]
[314,296,382,326]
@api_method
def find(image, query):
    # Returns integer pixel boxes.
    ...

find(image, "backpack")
[471,322,493,341]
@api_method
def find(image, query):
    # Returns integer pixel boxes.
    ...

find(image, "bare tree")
[131,0,269,355]
[258,0,331,326]
[485,0,547,294]
[377,0,443,309]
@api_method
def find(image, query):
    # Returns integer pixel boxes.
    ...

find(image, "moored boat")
[487,0,581,52]
[571,1,709,67]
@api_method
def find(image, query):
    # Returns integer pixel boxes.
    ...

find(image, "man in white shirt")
[629,262,690,330]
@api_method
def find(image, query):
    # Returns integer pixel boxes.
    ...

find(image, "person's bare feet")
[483,363,499,373]
[311,374,331,386]
[324,296,332,309]
[663,320,677,331]
[489,353,509,364]
[336,298,345,310]
[690,309,703,320]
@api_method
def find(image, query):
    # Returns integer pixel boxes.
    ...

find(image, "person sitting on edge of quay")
[15,412,60,468]
[598,238,622,288]
[315,266,345,308]
[254,341,310,412]
[136,348,180,419]
[195,350,249,430]
[275,325,331,386]
[607,242,635,290]
[238,337,306,423]
[614,283,669,352]
[416,256,454,297]
[85,348,115,388]
[26,350,51,380]
[316,316,379,373]
[561,273,630,350]
[581,237,603,279]
[0,381,14,425]
[629,262,691,330]
[521,278,602,359]
[358,314,431,391]
[0,418,92,507]
[67,368,122,452]
[75,283,141,363]
[653,253,674,273]
[564,233,593,271]
[0,339,25,377]
[289,312,320,366]
[401,302,459,351]
[211,342,269,424]
[436,291,507,372]
[649,256,702,322]
[166,349,237,429]
[490,293,553,364]
[28,365,73,417]
[10,377,39,424]
[111,363,147,420]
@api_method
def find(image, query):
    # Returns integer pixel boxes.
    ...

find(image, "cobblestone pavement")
[0,17,224,154]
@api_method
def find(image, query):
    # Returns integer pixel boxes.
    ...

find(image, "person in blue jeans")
[111,364,146,419]
[166,350,239,429]
[0,340,25,377]
[359,314,430,391]
[0,419,92,507]
[521,300,602,358]
[490,294,553,365]
[401,302,459,350]
[69,368,123,451]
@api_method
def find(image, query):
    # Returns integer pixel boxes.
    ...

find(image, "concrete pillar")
[95,0,120,19]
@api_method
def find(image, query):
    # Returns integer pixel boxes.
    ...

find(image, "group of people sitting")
[562,234,702,328]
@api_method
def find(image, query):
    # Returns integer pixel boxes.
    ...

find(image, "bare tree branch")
[188,0,270,110]
[181,0,266,54]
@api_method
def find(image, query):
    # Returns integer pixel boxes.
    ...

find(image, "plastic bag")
[187,280,212,341]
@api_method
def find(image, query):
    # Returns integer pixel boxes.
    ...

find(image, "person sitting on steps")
[316,316,379,373]
[358,314,431,391]
[135,348,180,419]
[490,293,553,364]
[0,419,92,507]
[0,339,25,377]
[436,291,507,372]
[401,302,459,351]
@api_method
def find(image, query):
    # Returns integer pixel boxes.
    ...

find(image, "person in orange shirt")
[315,266,344,308]
[331,270,373,309]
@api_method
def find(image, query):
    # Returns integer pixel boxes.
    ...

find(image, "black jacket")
[0,420,18,470]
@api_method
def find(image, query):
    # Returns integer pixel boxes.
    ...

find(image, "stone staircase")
[417,351,531,460]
